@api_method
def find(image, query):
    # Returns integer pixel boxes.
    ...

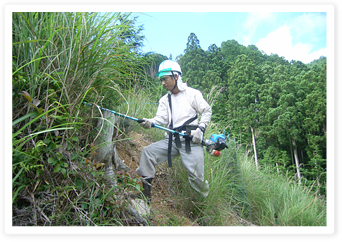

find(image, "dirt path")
[116,131,199,226]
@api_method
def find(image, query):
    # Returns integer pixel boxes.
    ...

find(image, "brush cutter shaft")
[84,102,142,122]
[84,102,191,138]
[151,123,190,137]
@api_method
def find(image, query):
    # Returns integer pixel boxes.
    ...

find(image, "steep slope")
[116,131,199,226]
[116,131,250,226]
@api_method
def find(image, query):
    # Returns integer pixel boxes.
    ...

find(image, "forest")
[11,12,326,227]
[143,33,327,196]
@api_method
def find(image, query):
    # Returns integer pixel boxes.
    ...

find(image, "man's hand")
[140,118,153,129]
[191,128,203,144]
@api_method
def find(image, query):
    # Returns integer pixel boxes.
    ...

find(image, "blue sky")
[134,11,328,64]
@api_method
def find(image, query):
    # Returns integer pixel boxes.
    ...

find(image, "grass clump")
[12,12,145,226]
[164,121,326,226]
[240,154,326,226]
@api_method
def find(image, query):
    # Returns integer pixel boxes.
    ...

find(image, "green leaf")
[81,203,88,209]
[35,140,47,149]
[56,152,63,160]
[71,137,79,142]
[12,184,27,203]
[12,39,43,45]
[12,112,38,126]
[21,91,32,102]
[47,157,56,165]
[75,179,84,190]
[60,168,66,177]
[95,198,102,205]
[12,167,24,184]
[53,164,61,173]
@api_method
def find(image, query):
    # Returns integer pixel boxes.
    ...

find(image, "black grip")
[185,134,193,140]
[137,119,144,123]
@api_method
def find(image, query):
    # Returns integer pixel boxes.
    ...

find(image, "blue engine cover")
[209,134,226,143]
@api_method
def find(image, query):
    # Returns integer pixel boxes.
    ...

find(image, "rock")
[129,198,151,216]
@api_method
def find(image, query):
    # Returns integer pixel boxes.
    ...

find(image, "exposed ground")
[116,131,199,226]
[116,131,247,226]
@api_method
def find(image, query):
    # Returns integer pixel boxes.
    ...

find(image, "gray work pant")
[136,137,209,197]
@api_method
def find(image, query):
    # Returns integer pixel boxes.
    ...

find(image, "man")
[136,60,212,203]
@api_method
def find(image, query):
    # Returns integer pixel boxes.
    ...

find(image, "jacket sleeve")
[151,95,169,126]
[191,89,212,128]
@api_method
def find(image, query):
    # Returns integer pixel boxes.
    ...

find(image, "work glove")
[191,127,204,144]
[140,118,153,129]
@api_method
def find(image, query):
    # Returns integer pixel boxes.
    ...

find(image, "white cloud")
[255,22,326,64]
[243,12,327,64]
[303,47,327,63]
[290,13,326,40]
[256,25,294,56]
[244,12,275,29]
[242,12,276,45]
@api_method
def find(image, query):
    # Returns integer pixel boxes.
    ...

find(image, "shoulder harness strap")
[167,94,198,168]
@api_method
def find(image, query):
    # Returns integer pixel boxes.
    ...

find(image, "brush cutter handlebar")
[84,102,229,158]
[151,123,192,139]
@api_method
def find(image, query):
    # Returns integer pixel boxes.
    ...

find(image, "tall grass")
[13,12,139,124]
[159,118,326,226]
[12,12,144,226]
[165,122,251,226]
[240,153,326,226]
[114,83,166,141]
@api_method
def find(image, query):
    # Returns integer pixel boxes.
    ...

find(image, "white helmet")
[155,60,182,79]
[156,60,187,92]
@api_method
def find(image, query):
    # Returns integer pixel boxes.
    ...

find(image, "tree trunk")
[251,126,259,170]
[292,139,302,185]
[94,110,130,186]
[290,146,295,174]
[94,111,149,221]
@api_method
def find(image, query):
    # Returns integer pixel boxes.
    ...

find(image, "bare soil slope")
[116,131,199,226]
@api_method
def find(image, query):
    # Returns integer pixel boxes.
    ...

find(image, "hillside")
[116,131,251,226]
[11,12,326,228]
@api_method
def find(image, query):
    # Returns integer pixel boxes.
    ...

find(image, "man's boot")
[141,178,153,204]
[131,177,153,204]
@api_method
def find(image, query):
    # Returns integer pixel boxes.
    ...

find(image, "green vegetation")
[167,127,326,226]
[178,34,326,196]
[12,12,145,226]
[12,12,326,226]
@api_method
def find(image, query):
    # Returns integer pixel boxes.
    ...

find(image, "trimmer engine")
[201,134,228,157]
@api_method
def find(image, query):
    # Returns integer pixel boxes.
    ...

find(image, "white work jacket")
[152,86,212,130]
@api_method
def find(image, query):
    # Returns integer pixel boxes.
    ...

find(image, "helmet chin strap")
[170,71,178,92]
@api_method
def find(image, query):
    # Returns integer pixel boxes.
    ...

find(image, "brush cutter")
[201,134,228,157]
[84,102,228,157]
[83,102,192,139]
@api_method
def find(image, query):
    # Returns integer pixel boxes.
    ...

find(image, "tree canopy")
[175,33,327,195]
